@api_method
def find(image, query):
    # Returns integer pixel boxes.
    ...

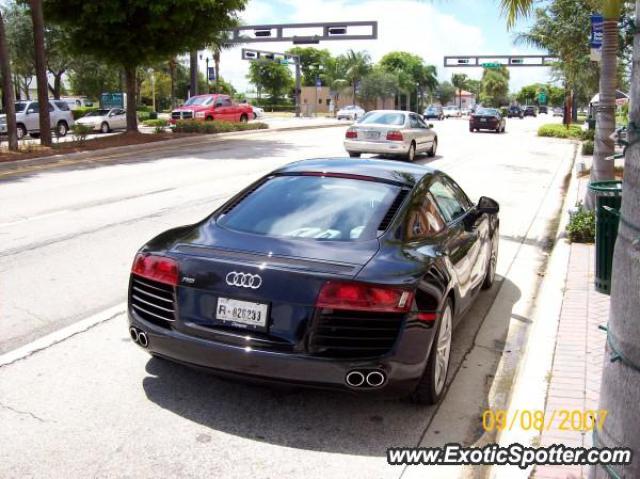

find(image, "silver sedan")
[344,110,438,161]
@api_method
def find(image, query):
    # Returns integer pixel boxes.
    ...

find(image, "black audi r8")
[128,158,499,404]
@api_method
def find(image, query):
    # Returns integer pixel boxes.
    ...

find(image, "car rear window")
[359,112,406,126]
[217,175,401,241]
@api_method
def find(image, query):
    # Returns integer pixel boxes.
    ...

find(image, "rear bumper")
[470,119,499,129]
[129,310,433,398]
[343,139,409,156]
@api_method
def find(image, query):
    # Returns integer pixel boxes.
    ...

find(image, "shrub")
[537,123,583,139]
[581,140,594,155]
[567,205,595,243]
[154,126,165,134]
[71,123,93,143]
[142,119,168,127]
[137,111,151,122]
[72,107,98,120]
[174,120,268,134]
[580,128,595,141]
[148,111,158,120]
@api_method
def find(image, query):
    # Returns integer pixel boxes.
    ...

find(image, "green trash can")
[588,181,623,294]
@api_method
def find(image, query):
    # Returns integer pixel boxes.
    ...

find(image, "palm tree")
[28,0,51,146]
[451,73,468,110]
[342,49,371,105]
[502,2,639,477]
[0,9,18,151]
[415,64,438,112]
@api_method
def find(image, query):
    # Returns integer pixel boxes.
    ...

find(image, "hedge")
[567,206,595,243]
[142,119,168,127]
[537,123,584,139]
[72,107,98,120]
[174,120,268,134]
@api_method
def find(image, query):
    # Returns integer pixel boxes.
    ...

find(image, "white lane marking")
[0,303,126,367]
[0,209,71,228]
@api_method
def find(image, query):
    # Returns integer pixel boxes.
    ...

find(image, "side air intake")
[378,189,409,231]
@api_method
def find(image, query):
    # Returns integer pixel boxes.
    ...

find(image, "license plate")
[480,118,487,122]
[364,130,380,140]
[216,297,269,331]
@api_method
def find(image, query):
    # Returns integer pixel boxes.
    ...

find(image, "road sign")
[207,67,216,81]
[481,62,500,69]
[590,14,603,61]
[538,91,547,104]
[315,78,322,88]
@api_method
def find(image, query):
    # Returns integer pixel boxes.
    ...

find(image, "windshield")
[15,103,28,112]
[217,175,400,241]
[359,112,406,126]
[184,96,214,106]
[85,110,110,117]
[477,108,499,116]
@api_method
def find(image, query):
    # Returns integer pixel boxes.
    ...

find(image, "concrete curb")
[490,147,579,479]
[0,121,345,177]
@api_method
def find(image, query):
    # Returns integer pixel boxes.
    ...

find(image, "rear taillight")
[416,312,438,322]
[345,129,357,139]
[386,130,403,141]
[316,281,414,313]
[132,254,179,286]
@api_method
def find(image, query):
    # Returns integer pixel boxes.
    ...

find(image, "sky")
[200,0,555,94]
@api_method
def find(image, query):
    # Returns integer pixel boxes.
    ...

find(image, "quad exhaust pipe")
[345,369,386,388]
[129,327,148,348]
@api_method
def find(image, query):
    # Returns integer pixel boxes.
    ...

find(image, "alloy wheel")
[434,305,452,394]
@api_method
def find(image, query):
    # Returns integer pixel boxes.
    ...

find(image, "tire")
[100,122,110,134]
[469,127,474,132]
[407,142,416,162]
[347,151,361,158]
[482,226,499,289]
[410,300,453,405]
[239,114,248,123]
[205,116,214,121]
[428,138,437,157]
[30,132,40,139]
[57,121,69,137]
[16,124,26,140]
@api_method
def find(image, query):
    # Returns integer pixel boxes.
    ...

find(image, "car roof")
[274,158,438,186]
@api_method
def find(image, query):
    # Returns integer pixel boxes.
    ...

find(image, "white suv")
[0,100,75,139]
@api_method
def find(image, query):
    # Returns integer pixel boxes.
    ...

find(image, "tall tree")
[341,49,371,104]
[247,60,293,106]
[586,0,624,208]
[379,51,437,111]
[592,2,640,476]
[189,49,198,97]
[44,0,247,131]
[359,67,400,109]
[436,80,456,106]
[0,8,19,151]
[29,0,51,146]
[4,2,35,100]
[451,73,468,109]
[480,65,510,107]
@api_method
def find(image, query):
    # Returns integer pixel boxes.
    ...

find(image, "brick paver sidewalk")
[533,242,608,479]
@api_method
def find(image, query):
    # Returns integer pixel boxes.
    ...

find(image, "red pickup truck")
[170,94,253,124]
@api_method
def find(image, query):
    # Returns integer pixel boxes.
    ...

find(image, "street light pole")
[206,57,210,93]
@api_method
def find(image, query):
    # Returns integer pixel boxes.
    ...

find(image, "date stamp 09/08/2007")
[482,409,608,433]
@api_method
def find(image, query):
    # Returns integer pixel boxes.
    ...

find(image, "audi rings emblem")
[225,271,263,289]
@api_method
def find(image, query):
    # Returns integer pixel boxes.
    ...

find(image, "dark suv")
[508,105,524,118]
[523,106,537,117]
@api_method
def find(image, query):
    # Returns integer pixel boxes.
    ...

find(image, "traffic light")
[457,58,470,64]
[510,58,524,64]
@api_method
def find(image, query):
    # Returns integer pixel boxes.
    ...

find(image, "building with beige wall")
[300,86,395,116]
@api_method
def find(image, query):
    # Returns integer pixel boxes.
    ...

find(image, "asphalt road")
[0,115,574,478]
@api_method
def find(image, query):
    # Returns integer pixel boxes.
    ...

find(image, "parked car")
[170,94,253,125]
[523,105,537,117]
[423,105,444,120]
[0,100,74,139]
[336,105,365,121]
[127,157,500,404]
[552,107,564,117]
[76,108,127,133]
[443,106,461,118]
[344,110,437,161]
[460,108,471,116]
[251,105,264,120]
[59,96,94,110]
[507,105,524,119]
[538,105,548,114]
[469,107,507,133]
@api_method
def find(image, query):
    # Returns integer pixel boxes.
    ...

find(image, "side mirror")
[477,196,499,214]
[26,109,35,114]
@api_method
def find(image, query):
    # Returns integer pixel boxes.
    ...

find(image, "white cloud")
[206,0,551,93]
